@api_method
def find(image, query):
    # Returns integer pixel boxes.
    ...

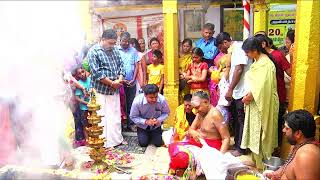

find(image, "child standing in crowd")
[72,65,91,147]
[185,47,209,95]
[216,54,231,123]
[147,49,164,93]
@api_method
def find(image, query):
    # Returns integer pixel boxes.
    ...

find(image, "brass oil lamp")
[86,89,109,172]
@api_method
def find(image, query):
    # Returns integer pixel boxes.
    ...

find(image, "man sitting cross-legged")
[168,91,230,176]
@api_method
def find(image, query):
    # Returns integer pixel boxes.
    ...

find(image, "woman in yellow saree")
[178,39,193,104]
[241,37,279,169]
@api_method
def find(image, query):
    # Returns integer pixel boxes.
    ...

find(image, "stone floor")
[0,131,255,179]
[117,131,255,179]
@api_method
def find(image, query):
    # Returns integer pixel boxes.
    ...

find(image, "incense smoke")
[0,1,86,167]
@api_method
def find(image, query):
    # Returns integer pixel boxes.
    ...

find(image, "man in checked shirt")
[87,29,127,148]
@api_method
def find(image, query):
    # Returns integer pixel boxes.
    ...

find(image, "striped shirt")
[87,43,125,95]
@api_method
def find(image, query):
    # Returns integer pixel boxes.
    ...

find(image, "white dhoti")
[135,82,143,96]
[96,93,123,148]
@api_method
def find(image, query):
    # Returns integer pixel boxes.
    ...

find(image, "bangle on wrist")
[111,81,114,87]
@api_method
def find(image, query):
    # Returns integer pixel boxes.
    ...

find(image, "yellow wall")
[163,0,180,127]
[78,1,93,43]
[281,0,320,158]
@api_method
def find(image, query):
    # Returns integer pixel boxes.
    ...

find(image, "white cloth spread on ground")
[186,139,244,179]
[96,93,123,147]
[162,128,174,145]
[163,130,244,178]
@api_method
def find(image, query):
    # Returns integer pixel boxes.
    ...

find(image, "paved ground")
[119,131,254,179]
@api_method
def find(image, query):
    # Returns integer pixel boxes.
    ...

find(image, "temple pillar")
[78,1,93,43]
[281,0,320,158]
[253,0,269,34]
[162,0,179,127]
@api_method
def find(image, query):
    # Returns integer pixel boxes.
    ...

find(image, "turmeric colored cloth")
[168,138,222,170]
[173,105,196,141]
[179,54,192,73]
[241,54,279,169]
[147,64,164,86]
[174,105,190,141]
[178,53,192,104]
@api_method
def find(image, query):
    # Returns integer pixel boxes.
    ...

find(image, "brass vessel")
[86,89,108,172]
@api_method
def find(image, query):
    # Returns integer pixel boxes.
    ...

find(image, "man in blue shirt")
[130,84,170,147]
[195,23,219,67]
[118,32,139,132]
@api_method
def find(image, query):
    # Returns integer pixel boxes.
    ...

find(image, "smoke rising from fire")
[0,1,86,167]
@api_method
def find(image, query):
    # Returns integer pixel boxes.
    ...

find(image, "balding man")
[168,91,230,176]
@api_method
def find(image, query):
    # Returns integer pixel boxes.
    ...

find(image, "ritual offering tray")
[234,169,264,180]
[226,166,264,180]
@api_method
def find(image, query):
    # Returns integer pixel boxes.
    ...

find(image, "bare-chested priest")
[265,110,320,180]
[187,91,230,152]
[168,91,230,175]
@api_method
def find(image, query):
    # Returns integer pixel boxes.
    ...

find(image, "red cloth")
[146,51,154,65]
[119,85,127,122]
[187,62,209,90]
[0,103,17,166]
[271,50,291,103]
[168,138,222,170]
[187,137,222,150]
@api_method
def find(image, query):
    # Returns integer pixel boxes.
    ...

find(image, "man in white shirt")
[218,32,252,157]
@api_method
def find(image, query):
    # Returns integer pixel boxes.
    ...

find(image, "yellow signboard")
[268,10,295,47]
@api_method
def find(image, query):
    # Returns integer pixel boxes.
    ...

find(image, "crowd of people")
[68,29,167,148]
[64,23,319,179]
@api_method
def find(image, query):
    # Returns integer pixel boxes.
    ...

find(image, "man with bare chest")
[187,91,230,152]
[168,91,230,176]
[265,110,320,180]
